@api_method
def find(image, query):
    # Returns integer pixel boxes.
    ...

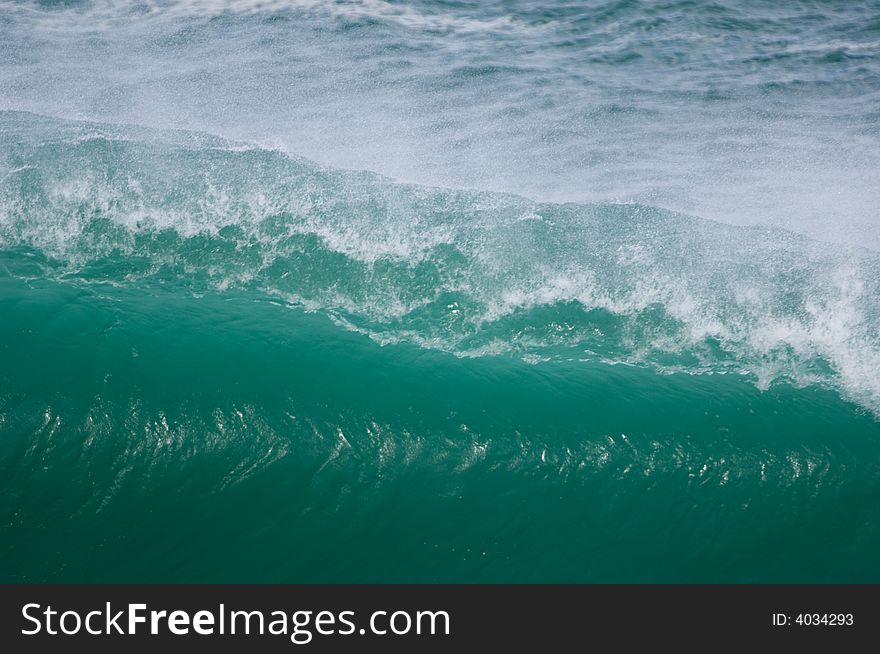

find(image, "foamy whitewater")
[1,1,879,582]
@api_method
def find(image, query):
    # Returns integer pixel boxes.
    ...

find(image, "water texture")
[1,0,879,582]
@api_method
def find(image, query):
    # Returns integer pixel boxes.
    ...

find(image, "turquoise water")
[1,1,879,582]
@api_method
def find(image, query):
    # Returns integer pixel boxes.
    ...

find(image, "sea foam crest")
[2,111,879,414]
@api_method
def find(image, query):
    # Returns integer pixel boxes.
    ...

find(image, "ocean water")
[1,0,879,582]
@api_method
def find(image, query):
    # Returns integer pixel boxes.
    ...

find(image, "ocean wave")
[4,258,879,582]
[2,110,880,415]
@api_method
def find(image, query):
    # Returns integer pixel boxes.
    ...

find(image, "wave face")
[2,1,880,582]
[2,111,880,582]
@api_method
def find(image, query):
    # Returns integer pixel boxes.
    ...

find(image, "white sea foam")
[2,111,880,414]
[12,0,533,34]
